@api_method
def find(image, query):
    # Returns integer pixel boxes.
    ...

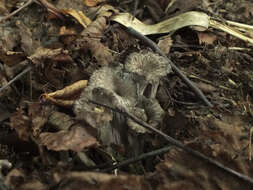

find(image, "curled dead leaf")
[43,80,87,99]
[61,9,91,28]
[41,80,87,107]
[41,96,74,107]
[40,126,99,152]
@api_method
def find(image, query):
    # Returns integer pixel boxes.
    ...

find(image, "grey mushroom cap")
[74,65,138,124]
[125,51,171,82]
[125,51,172,98]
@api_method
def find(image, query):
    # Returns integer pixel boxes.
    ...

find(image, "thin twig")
[89,99,253,185]
[102,145,172,172]
[126,27,213,108]
[0,65,32,94]
[0,0,34,23]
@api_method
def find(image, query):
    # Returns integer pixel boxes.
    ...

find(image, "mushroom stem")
[150,81,159,98]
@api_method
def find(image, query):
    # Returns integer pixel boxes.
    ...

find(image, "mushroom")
[125,51,172,98]
[74,65,137,127]
[74,65,138,154]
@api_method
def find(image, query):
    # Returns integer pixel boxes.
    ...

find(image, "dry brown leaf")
[28,47,71,65]
[54,171,152,190]
[0,50,26,67]
[18,180,46,190]
[43,80,87,99]
[0,1,8,15]
[5,168,46,190]
[155,148,252,190]
[59,26,77,36]
[197,32,217,45]
[15,20,40,55]
[41,80,87,107]
[157,35,173,55]
[40,126,99,152]
[150,114,253,190]
[0,25,20,52]
[28,103,51,137]
[41,96,74,107]
[61,9,91,28]
[72,6,116,65]
[84,0,105,7]
[48,111,75,131]
[10,108,30,141]
[4,168,25,189]
[164,0,201,15]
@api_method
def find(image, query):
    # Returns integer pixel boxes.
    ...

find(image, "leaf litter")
[1,0,253,189]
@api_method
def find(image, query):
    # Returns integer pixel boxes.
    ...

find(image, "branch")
[102,145,172,172]
[0,65,31,94]
[0,0,34,23]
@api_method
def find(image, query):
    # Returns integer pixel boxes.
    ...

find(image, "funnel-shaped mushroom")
[125,51,172,98]
[74,65,137,127]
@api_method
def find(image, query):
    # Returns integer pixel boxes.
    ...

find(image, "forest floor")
[1,0,253,189]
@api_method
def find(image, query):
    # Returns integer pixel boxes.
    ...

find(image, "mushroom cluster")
[74,51,172,155]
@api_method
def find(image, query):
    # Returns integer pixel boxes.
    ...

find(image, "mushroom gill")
[125,51,172,98]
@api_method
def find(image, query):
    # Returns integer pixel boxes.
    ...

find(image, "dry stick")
[0,0,34,23]
[0,65,32,94]
[126,27,213,108]
[102,145,172,172]
[89,100,253,185]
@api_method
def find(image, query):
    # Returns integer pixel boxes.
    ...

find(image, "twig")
[35,0,65,20]
[89,99,253,185]
[0,0,34,23]
[126,27,213,108]
[0,65,32,94]
[102,145,172,172]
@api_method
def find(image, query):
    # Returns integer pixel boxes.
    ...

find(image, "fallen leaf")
[0,50,26,67]
[197,32,217,45]
[10,108,30,141]
[70,5,117,65]
[0,1,8,15]
[15,20,40,55]
[42,80,87,99]
[111,11,209,35]
[61,9,91,28]
[28,47,71,65]
[5,168,25,189]
[84,0,105,7]
[54,171,152,190]
[59,26,77,35]
[40,126,99,152]
[157,35,173,54]
[28,103,51,137]
[41,80,87,107]
[48,111,75,131]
